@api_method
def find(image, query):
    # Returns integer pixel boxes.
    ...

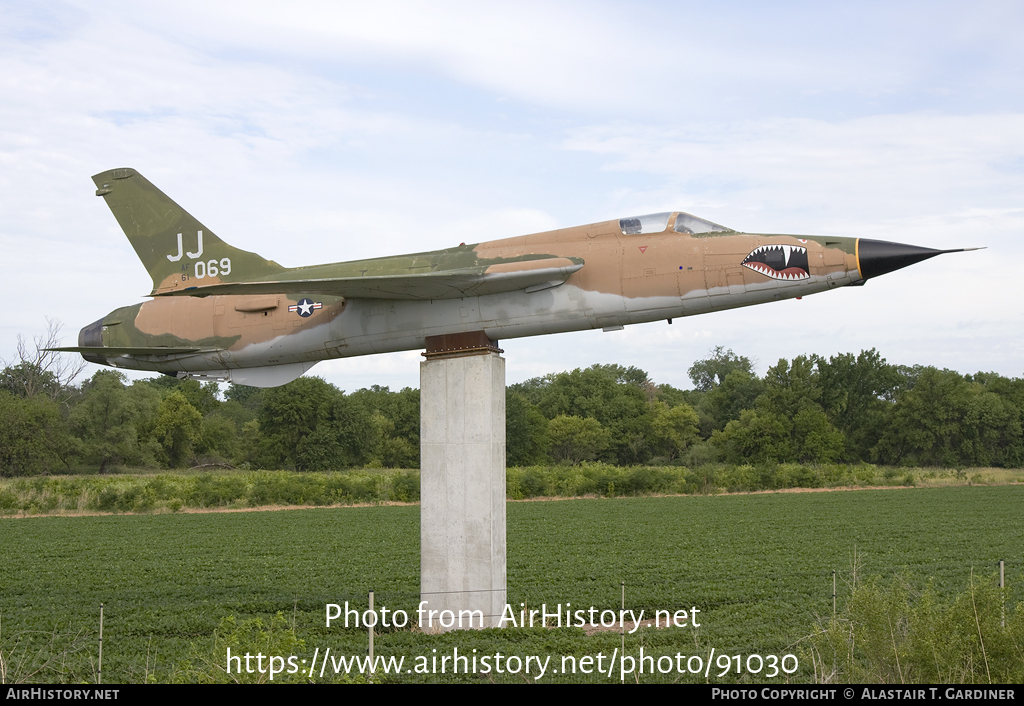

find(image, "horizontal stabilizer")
[154,257,585,300]
[47,346,213,357]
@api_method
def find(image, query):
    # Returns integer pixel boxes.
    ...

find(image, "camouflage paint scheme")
[58,168,970,387]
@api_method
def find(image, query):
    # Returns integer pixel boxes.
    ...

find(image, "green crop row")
[2,486,1022,683]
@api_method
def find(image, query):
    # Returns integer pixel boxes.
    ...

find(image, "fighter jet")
[54,168,978,387]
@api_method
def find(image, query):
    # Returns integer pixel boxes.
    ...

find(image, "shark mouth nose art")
[742,244,810,281]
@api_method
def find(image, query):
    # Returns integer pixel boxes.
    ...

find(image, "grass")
[2,464,1021,518]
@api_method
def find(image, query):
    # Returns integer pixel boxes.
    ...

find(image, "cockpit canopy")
[619,211,733,236]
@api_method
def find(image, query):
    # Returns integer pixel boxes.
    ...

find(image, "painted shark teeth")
[741,244,811,281]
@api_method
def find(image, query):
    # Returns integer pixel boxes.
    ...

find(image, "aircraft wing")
[155,257,585,300]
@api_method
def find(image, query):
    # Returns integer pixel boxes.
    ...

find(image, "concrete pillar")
[419,333,506,632]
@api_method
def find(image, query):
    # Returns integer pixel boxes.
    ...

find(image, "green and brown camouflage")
[54,168,978,387]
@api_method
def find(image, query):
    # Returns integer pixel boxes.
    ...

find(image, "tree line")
[1,327,1022,475]
[508,348,1024,469]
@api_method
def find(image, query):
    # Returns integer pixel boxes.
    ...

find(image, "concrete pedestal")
[419,348,506,633]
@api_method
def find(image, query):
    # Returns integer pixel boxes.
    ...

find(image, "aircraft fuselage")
[63,169,968,387]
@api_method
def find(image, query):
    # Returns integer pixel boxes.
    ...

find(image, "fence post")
[368,589,375,683]
[620,581,626,658]
[97,603,104,685]
[832,570,836,619]
[999,560,1005,628]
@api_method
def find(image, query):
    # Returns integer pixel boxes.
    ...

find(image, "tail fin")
[92,168,285,296]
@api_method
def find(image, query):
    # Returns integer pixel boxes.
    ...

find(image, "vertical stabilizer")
[92,168,284,295]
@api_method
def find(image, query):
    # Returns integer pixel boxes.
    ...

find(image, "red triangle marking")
[638,246,648,253]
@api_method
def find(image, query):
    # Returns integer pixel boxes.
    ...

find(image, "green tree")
[225,383,265,413]
[70,370,161,470]
[688,347,754,392]
[791,406,845,463]
[0,362,61,400]
[654,382,693,409]
[349,385,420,467]
[366,412,418,468]
[816,349,901,461]
[195,414,240,464]
[506,391,549,466]
[546,415,611,465]
[152,391,203,467]
[1,319,85,406]
[695,368,765,435]
[0,390,73,475]
[257,377,337,468]
[874,368,1023,467]
[523,364,653,464]
[295,394,376,471]
[649,400,700,461]
[713,408,792,464]
[257,377,375,471]
[709,356,845,464]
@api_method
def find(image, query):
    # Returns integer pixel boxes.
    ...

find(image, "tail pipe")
[78,318,107,364]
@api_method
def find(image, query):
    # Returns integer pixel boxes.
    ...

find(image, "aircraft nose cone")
[857,238,953,281]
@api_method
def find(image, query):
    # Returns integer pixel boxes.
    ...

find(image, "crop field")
[2,485,1022,683]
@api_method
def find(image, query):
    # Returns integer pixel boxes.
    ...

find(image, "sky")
[1,1,1022,393]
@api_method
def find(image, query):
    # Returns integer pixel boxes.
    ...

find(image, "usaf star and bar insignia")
[288,298,323,317]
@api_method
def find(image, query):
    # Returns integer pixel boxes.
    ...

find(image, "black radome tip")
[857,238,981,281]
